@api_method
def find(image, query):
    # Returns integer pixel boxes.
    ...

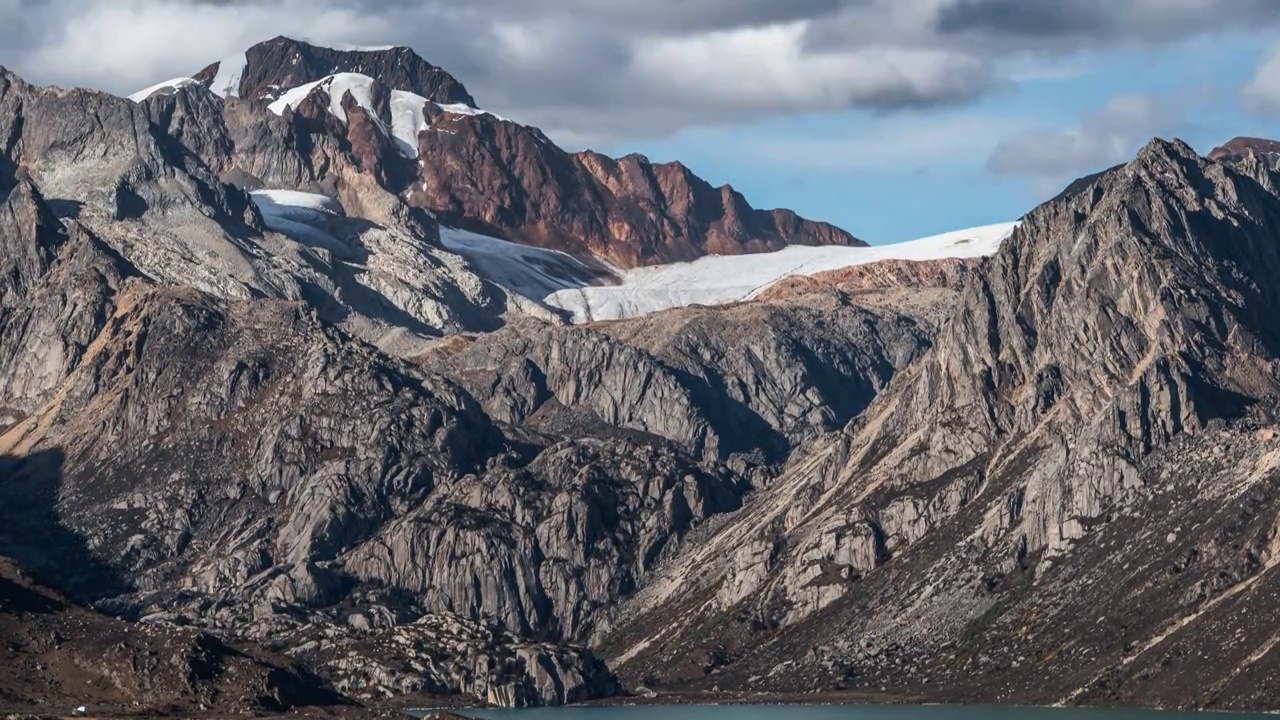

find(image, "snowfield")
[208,52,247,98]
[439,227,611,301]
[249,190,347,252]
[244,187,1016,325]
[544,222,1019,323]
[250,190,343,221]
[247,190,609,299]
[268,73,385,123]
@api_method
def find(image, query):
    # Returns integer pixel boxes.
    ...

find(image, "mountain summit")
[195,35,477,106]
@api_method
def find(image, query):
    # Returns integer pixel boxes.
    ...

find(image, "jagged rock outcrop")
[0,174,135,428]
[600,295,932,453]
[0,67,258,234]
[346,437,745,644]
[291,612,621,707]
[422,294,931,464]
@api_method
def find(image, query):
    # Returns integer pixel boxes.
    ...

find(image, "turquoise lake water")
[450,706,1277,719]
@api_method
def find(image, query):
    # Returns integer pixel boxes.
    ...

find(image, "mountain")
[195,36,477,106]
[150,37,863,269]
[8,30,1280,716]
[1208,136,1280,170]
[0,49,964,709]
[602,139,1280,711]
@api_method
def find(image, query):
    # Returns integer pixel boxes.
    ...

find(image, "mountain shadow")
[0,449,127,601]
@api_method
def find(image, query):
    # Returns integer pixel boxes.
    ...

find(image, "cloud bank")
[0,0,1275,145]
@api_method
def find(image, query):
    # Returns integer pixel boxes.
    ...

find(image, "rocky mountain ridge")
[598,138,1280,710]
[196,36,478,107]
[175,36,863,269]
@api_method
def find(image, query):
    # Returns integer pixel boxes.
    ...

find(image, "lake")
[444,706,1277,719]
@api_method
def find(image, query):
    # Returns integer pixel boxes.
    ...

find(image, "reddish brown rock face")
[410,111,862,267]
[756,257,978,301]
[1207,136,1280,162]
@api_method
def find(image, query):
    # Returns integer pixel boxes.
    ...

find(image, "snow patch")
[326,42,400,52]
[268,73,380,124]
[251,190,343,219]
[439,227,612,302]
[267,73,500,158]
[208,52,247,98]
[249,190,346,251]
[390,89,430,157]
[434,102,507,122]
[127,77,200,102]
[544,222,1020,323]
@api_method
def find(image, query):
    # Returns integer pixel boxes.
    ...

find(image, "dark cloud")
[935,1,1112,38]
[442,0,854,33]
[934,0,1280,45]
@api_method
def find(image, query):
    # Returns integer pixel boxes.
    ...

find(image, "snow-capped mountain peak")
[192,36,476,107]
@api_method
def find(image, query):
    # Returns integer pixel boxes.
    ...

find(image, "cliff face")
[418,294,932,466]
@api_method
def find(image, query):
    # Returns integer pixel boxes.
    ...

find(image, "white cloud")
[20,1,389,91]
[631,22,994,114]
[696,113,1032,172]
[986,93,1179,188]
[1244,43,1280,114]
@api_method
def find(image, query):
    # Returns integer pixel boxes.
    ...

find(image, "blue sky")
[604,32,1279,244]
